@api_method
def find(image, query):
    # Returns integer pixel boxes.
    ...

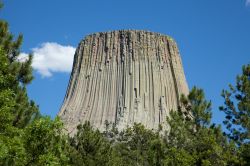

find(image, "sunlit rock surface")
[58,30,189,134]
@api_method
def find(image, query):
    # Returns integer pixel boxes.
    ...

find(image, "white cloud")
[20,42,76,77]
[17,52,30,62]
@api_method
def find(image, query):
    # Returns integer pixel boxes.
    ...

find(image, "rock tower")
[58,30,189,134]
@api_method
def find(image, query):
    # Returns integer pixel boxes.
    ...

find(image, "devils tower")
[58,30,189,134]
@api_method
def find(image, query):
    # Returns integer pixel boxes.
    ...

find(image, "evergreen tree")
[220,64,250,165]
[23,117,69,166]
[0,48,27,166]
[220,64,250,145]
[0,2,39,129]
[68,122,112,166]
[110,123,165,166]
[166,87,239,165]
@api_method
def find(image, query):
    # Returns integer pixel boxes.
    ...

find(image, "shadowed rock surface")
[58,30,189,134]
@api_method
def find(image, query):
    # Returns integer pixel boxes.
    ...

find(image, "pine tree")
[0,48,27,165]
[220,64,250,145]
[0,2,40,128]
[113,123,164,165]
[0,2,40,164]
[219,64,250,165]
[23,117,69,165]
[166,87,239,165]
[69,122,112,166]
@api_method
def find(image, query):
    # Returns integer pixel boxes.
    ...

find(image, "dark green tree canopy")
[220,64,250,144]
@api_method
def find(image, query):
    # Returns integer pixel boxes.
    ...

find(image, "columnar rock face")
[58,30,189,134]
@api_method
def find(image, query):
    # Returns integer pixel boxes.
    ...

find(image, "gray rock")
[58,30,189,135]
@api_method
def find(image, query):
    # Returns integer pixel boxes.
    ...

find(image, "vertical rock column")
[58,30,189,134]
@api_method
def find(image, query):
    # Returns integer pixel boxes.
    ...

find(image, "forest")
[0,2,250,166]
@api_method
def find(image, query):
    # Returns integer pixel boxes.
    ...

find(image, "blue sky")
[1,0,250,125]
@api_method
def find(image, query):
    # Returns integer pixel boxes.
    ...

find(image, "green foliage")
[166,87,239,165]
[68,122,111,166]
[220,64,250,145]
[180,86,212,127]
[164,147,195,166]
[0,48,26,165]
[0,47,36,129]
[239,143,250,165]
[0,4,70,165]
[109,123,165,166]
[0,134,27,166]
[0,1,3,9]
[0,11,23,64]
[23,117,69,165]
[0,6,39,128]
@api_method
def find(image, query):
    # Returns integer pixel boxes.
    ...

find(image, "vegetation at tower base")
[66,87,240,166]
[67,122,112,165]
[166,87,239,165]
[57,66,250,166]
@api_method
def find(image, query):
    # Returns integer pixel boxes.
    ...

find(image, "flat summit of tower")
[58,30,188,134]
[86,29,172,38]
